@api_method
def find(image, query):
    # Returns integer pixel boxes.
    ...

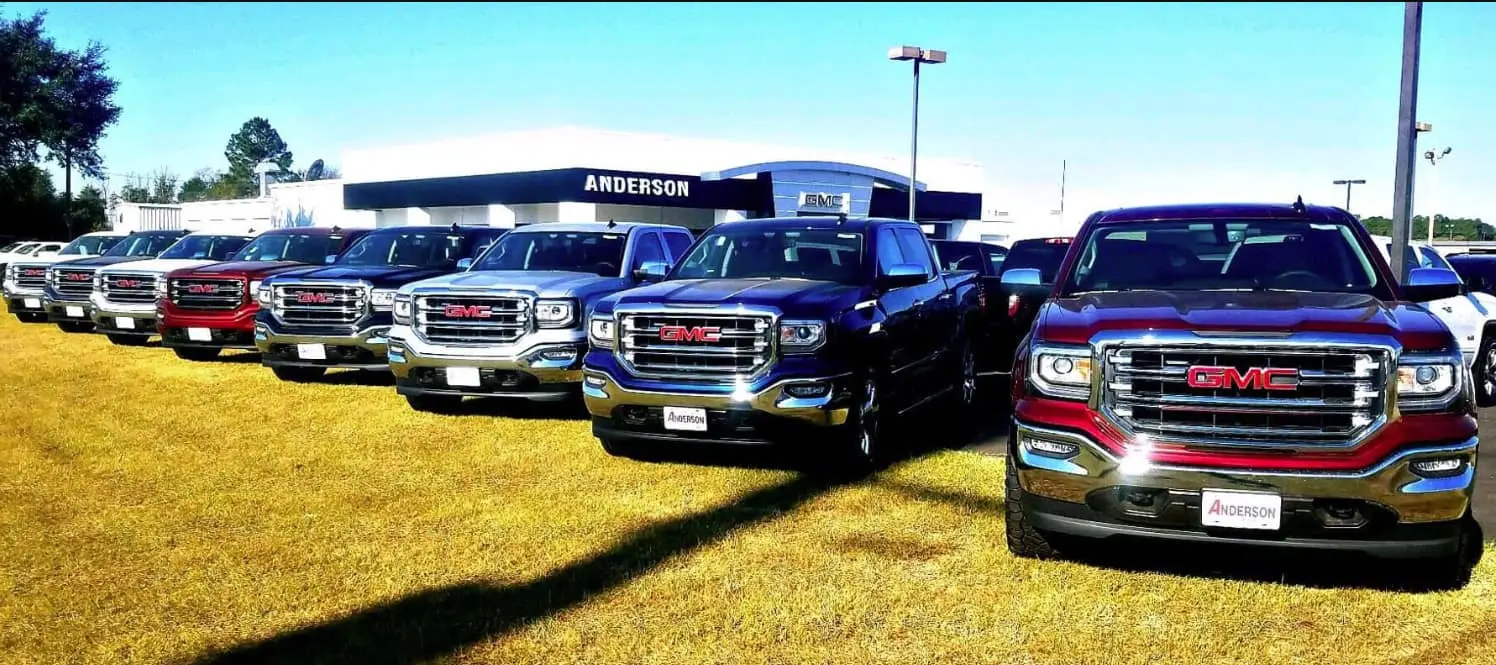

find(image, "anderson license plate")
[23,298,40,309]
[65,306,84,318]
[296,344,326,360]
[1201,490,1282,531]
[445,367,481,387]
[187,328,212,342]
[662,407,708,432]
[115,317,136,330]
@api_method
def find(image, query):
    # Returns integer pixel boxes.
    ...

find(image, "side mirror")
[1403,267,1463,302]
[1000,268,1052,300]
[634,260,669,283]
[325,254,339,265]
[456,258,474,271]
[877,263,927,290]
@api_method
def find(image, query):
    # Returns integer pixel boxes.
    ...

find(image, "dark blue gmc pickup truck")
[253,224,506,382]
[582,216,984,468]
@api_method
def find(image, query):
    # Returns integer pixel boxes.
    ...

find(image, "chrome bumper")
[254,322,391,367]
[1013,420,1478,524]
[2,281,44,298]
[387,327,585,397]
[582,369,853,428]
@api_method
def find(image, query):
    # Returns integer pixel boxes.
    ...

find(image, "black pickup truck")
[934,236,1074,377]
[583,216,985,468]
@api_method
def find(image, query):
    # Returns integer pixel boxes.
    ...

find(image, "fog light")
[1023,437,1079,459]
[584,374,608,388]
[785,382,830,399]
[387,345,406,363]
[1411,456,1467,478]
[538,347,578,363]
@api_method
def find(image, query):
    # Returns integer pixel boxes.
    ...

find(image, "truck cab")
[388,221,694,411]
[1003,201,1481,587]
[4,231,127,323]
[92,231,254,345]
[43,229,190,333]
[254,224,507,382]
[583,216,984,469]
[158,227,371,361]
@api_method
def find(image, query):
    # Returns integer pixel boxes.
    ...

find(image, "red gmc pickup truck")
[1002,201,1483,588]
[157,227,369,360]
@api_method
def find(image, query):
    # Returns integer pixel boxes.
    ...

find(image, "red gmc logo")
[22,269,44,277]
[444,304,493,318]
[114,279,142,288]
[187,284,220,294]
[296,292,334,304]
[63,272,90,281]
[1186,366,1299,391]
[659,325,722,343]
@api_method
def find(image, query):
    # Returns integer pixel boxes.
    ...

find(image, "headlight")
[1030,344,1093,400]
[779,319,827,353]
[1396,356,1461,411]
[154,278,168,297]
[588,316,615,350]
[256,283,273,307]
[370,288,397,310]
[248,280,262,298]
[92,273,103,289]
[46,269,56,286]
[535,298,576,328]
[393,294,412,325]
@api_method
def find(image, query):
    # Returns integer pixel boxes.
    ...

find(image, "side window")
[894,228,936,279]
[631,231,666,270]
[470,233,500,260]
[663,231,693,262]
[986,248,1007,274]
[875,228,905,275]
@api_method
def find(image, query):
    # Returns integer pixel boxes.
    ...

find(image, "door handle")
[937,293,953,302]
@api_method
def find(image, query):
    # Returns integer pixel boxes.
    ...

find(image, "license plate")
[187,327,212,342]
[115,317,136,330]
[23,298,40,309]
[1201,490,1282,531]
[296,344,326,360]
[65,306,84,318]
[445,367,481,387]
[662,406,709,432]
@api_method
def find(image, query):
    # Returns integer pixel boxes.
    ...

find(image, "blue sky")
[12,1,1496,222]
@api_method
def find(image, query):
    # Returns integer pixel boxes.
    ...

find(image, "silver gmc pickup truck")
[388,221,695,411]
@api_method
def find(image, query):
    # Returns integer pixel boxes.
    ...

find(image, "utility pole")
[1333,178,1365,212]
[1389,1,1423,283]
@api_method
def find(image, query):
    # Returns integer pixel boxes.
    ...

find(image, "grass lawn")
[1,314,1494,665]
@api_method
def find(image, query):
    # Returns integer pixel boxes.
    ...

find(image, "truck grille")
[273,283,366,325]
[52,267,97,298]
[415,295,529,344]
[101,272,159,304]
[1101,344,1389,448]
[11,264,48,290]
[170,277,245,310]
[618,313,774,380]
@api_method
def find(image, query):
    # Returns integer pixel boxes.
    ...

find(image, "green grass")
[0,314,1493,665]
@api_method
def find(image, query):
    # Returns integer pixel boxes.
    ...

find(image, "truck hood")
[170,260,312,279]
[406,270,628,298]
[45,255,152,269]
[98,258,218,275]
[7,253,101,269]
[605,278,863,318]
[274,264,455,288]
[1038,290,1455,353]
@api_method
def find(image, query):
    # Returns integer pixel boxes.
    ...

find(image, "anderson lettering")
[1205,499,1278,519]
[584,174,690,198]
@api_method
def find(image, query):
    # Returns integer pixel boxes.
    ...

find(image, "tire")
[56,321,93,333]
[16,312,46,323]
[1473,333,1496,408]
[818,370,885,474]
[1004,455,1063,559]
[1419,511,1481,591]
[271,366,326,382]
[173,347,221,361]
[106,333,148,346]
[406,393,463,413]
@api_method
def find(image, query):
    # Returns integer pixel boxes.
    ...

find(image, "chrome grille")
[416,294,529,344]
[11,264,48,290]
[618,313,774,379]
[273,283,366,325]
[170,277,245,310]
[101,272,159,304]
[52,267,97,298]
[1102,344,1389,448]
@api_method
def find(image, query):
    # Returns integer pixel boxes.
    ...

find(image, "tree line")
[118,116,340,205]
[1359,216,1496,242]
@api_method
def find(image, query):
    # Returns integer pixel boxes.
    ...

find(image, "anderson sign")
[583,173,691,198]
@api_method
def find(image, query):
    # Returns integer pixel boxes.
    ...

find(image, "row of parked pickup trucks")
[1,200,1486,587]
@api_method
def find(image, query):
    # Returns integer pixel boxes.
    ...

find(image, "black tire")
[939,337,982,447]
[1004,456,1063,559]
[56,321,93,333]
[405,393,463,413]
[172,347,221,361]
[16,312,46,323]
[106,333,148,346]
[271,366,326,382]
[817,370,885,474]
[1473,333,1496,408]
[1419,511,1481,591]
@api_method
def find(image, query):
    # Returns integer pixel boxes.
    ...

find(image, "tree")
[178,168,218,203]
[117,169,178,204]
[68,184,108,233]
[223,117,293,197]
[1361,215,1495,242]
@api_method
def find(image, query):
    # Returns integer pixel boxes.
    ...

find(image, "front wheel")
[1004,457,1063,559]
[173,347,221,361]
[271,366,326,382]
[1418,511,1481,591]
[406,394,463,413]
[1473,334,1496,408]
[820,372,885,474]
[106,334,148,346]
[16,312,47,323]
[56,321,93,333]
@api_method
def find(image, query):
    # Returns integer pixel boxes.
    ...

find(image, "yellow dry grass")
[1,313,1494,665]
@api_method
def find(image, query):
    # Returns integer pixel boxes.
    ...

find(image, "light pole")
[1423,146,1451,244]
[888,45,946,223]
[1333,178,1366,212]
[1388,1,1422,282]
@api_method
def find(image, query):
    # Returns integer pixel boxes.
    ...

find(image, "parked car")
[43,229,190,333]
[388,221,694,411]
[158,227,372,361]
[1444,251,1496,296]
[1003,200,1481,587]
[254,224,507,382]
[987,237,1074,375]
[931,239,1009,376]
[4,231,127,323]
[0,241,62,281]
[91,231,254,346]
[582,215,984,468]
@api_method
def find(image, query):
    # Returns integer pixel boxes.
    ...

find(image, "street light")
[888,45,947,223]
[1423,145,1452,243]
[1333,178,1366,212]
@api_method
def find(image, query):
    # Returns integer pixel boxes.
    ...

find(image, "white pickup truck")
[1373,235,1496,402]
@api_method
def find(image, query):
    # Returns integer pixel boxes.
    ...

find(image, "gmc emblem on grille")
[114,279,142,288]
[63,272,90,281]
[187,284,221,294]
[1186,366,1299,391]
[659,325,722,343]
[296,292,334,304]
[22,269,44,277]
[444,304,493,318]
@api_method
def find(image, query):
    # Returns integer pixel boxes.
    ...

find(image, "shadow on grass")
[433,395,591,421]
[315,370,396,387]
[192,472,862,665]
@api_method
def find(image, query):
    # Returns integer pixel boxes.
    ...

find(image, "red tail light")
[1008,294,1020,317]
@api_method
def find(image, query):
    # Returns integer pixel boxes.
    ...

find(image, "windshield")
[672,227,864,283]
[933,242,985,273]
[105,233,184,258]
[1063,219,1383,296]
[10,242,40,256]
[473,231,626,275]
[158,235,250,261]
[59,235,124,256]
[232,233,344,264]
[0,242,19,253]
[336,230,465,268]
[1002,239,1072,283]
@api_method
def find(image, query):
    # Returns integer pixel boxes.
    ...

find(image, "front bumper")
[387,326,586,401]
[3,282,47,316]
[44,295,96,324]
[1012,419,1479,557]
[254,318,392,371]
[159,304,260,350]
[583,363,856,446]
[90,297,159,337]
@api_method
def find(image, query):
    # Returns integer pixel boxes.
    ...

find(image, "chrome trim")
[50,266,97,298]
[270,280,370,326]
[169,277,246,310]
[582,368,853,428]
[1028,342,1092,401]
[1401,466,1475,494]
[412,290,533,346]
[99,271,160,305]
[611,303,779,382]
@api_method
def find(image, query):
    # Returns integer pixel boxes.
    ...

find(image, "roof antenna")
[449,222,460,233]
[1292,195,1306,214]
[836,212,848,225]
[607,219,617,229]
[331,225,341,233]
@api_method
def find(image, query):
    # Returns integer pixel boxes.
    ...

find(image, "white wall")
[111,203,183,232]
[594,204,714,230]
